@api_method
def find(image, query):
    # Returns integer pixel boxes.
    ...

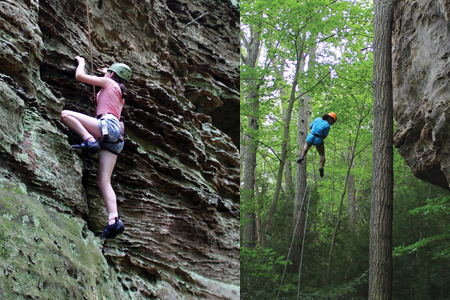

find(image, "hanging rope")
[276,2,358,298]
[276,150,317,300]
[85,0,96,98]
[276,184,309,300]
[322,73,333,115]
[322,0,356,115]
[297,165,313,299]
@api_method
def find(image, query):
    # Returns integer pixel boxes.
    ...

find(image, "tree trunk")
[283,106,294,203]
[348,173,356,229]
[242,24,262,249]
[347,149,356,230]
[292,93,311,268]
[254,168,263,247]
[369,0,394,298]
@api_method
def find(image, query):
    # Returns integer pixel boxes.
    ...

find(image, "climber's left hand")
[97,67,108,75]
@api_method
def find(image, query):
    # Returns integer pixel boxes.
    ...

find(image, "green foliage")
[241,0,450,299]
[394,195,450,259]
[241,246,295,299]
[391,170,450,299]
[409,195,450,217]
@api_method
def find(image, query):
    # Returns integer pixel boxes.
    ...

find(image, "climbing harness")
[100,119,109,140]
[97,114,126,155]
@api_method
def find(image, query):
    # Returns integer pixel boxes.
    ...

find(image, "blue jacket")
[306,117,330,146]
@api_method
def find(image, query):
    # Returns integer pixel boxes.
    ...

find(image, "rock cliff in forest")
[393,0,450,190]
[0,0,239,298]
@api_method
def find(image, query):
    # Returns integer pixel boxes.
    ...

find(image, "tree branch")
[244,133,282,162]
[295,70,331,101]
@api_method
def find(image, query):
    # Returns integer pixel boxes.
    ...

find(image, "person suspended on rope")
[297,112,337,177]
[61,56,131,239]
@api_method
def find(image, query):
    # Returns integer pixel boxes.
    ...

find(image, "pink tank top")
[96,79,124,119]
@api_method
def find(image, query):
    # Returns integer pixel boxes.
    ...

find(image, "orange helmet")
[328,112,337,122]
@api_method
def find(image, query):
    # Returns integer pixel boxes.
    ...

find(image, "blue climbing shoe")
[72,140,100,153]
[101,216,125,239]
[297,156,304,164]
[319,167,324,177]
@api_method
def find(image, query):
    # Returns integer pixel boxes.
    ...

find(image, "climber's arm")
[75,56,109,88]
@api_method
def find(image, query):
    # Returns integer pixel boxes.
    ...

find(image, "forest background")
[240,0,450,299]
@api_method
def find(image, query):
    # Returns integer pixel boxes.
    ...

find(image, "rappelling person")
[296,112,337,177]
[61,56,131,238]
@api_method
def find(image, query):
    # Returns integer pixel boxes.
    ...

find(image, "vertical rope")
[322,74,333,115]
[297,163,313,299]
[85,0,96,97]
[323,0,356,115]
[276,185,309,300]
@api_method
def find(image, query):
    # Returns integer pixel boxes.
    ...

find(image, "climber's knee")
[61,110,72,124]
[319,154,326,162]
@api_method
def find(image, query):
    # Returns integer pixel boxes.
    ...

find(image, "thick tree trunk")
[243,133,257,248]
[369,0,394,298]
[292,94,310,268]
[242,25,262,249]
[283,106,294,202]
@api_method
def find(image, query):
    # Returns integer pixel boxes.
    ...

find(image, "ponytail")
[111,72,128,100]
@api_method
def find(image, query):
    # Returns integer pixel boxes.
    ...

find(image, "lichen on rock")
[0,0,239,298]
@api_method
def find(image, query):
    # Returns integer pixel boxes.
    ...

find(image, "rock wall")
[0,0,239,299]
[393,0,450,190]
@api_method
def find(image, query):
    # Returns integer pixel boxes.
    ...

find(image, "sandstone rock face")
[0,0,239,298]
[393,0,450,190]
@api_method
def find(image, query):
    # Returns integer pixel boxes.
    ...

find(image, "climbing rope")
[276,2,358,298]
[322,0,356,115]
[322,73,333,115]
[276,151,316,300]
[297,170,312,299]
[85,0,96,97]
[276,183,309,300]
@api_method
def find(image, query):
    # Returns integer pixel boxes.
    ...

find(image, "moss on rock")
[0,177,127,299]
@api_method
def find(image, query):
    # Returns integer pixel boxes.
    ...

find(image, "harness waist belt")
[97,113,118,119]
[312,133,325,139]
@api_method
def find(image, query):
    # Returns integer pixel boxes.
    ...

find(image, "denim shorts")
[97,114,124,155]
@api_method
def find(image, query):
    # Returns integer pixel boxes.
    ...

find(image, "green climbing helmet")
[107,63,131,83]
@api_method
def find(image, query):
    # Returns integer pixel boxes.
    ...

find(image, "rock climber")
[61,56,131,238]
[296,112,337,177]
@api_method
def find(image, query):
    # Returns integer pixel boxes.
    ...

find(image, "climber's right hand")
[74,56,85,64]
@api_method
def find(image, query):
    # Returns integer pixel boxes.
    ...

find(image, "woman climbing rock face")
[61,56,131,238]
[297,112,337,177]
